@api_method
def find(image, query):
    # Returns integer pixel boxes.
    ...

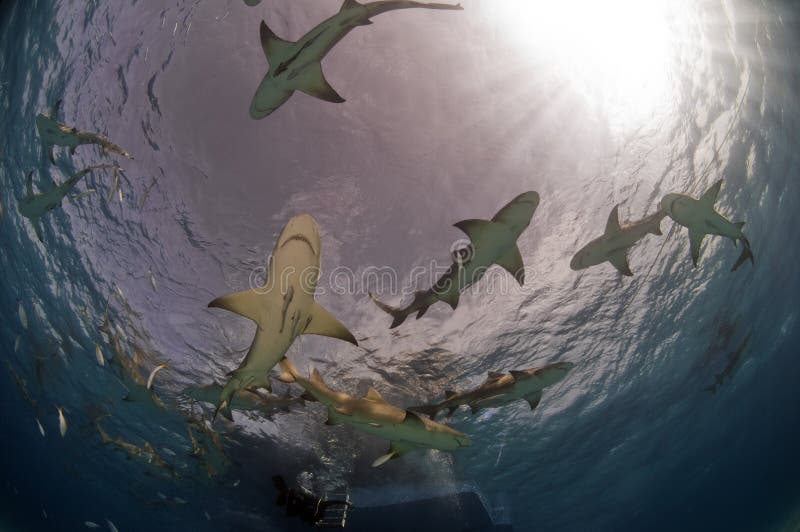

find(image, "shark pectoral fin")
[208,289,263,323]
[366,387,384,402]
[453,219,501,244]
[608,249,633,276]
[49,99,62,118]
[25,170,34,197]
[689,228,705,267]
[259,20,293,64]
[700,180,723,206]
[294,62,345,103]
[525,391,543,410]
[495,245,525,286]
[605,205,622,235]
[438,288,460,310]
[32,220,44,243]
[326,408,343,425]
[304,302,358,345]
[371,451,396,467]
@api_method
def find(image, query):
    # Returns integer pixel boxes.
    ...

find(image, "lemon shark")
[279,358,470,466]
[208,214,358,421]
[36,100,133,164]
[371,191,539,328]
[660,180,754,271]
[570,207,666,276]
[250,0,463,119]
[410,361,574,418]
[18,165,115,242]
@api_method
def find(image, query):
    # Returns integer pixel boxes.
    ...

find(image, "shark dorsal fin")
[303,302,358,345]
[453,219,499,244]
[340,0,362,11]
[605,205,622,235]
[487,371,504,380]
[495,245,525,286]
[366,387,384,402]
[259,20,293,64]
[608,249,633,276]
[444,389,457,399]
[294,63,346,104]
[699,180,722,207]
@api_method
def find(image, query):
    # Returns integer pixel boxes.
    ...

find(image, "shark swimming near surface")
[704,333,752,394]
[36,100,133,164]
[279,358,470,466]
[207,214,358,421]
[18,165,115,242]
[660,180,754,271]
[410,361,575,417]
[250,0,463,119]
[371,191,539,328]
[570,206,666,276]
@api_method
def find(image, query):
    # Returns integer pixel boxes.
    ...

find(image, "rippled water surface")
[1,1,799,531]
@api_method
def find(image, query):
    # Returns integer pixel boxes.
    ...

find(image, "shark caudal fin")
[369,292,412,329]
[213,400,234,423]
[731,234,754,272]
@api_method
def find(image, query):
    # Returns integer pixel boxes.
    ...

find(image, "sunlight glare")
[488,0,684,128]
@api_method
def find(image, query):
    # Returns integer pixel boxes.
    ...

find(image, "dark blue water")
[2,1,799,531]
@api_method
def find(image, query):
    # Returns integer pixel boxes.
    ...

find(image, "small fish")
[73,188,97,200]
[174,497,187,505]
[233,479,240,487]
[172,22,178,36]
[108,31,117,46]
[56,405,67,437]
[161,447,176,457]
[106,518,119,532]
[204,511,211,521]
[85,522,100,529]
[107,168,118,202]
[18,301,28,329]
[115,285,125,300]
[117,187,123,203]
[36,417,45,436]
[148,270,157,291]
[14,335,20,353]
[115,323,127,342]
[42,508,48,519]
[157,492,167,500]
[146,363,168,390]
[95,343,105,366]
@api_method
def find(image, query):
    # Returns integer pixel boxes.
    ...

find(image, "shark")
[184,383,304,418]
[704,333,752,394]
[18,165,115,242]
[371,191,539,328]
[94,417,176,476]
[570,207,666,276]
[279,358,470,466]
[660,180,754,271]
[36,100,133,164]
[250,0,463,119]
[208,214,358,421]
[410,361,575,418]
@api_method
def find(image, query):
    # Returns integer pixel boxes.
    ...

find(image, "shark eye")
[451,243,474,265]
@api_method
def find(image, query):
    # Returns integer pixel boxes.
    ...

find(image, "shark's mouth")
[280,234,317,255]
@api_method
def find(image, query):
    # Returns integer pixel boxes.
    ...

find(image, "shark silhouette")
[371,191,539,328]
[279,358,470,466]
[571,207,665,276]
[250,0,463,118]
[36,100,133,164]
[208,214,357,421]
[660,180,754,271]
[411,361,574,417]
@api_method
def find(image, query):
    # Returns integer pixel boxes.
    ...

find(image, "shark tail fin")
[369,292,411,329]
[731,236,754,272]
[408,403,440,418]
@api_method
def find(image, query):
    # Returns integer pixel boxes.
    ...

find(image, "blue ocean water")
[1,1,799,531]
